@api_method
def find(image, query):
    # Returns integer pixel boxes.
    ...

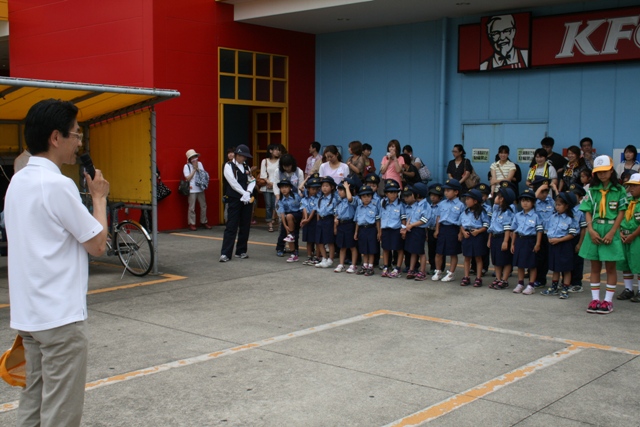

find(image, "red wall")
[9,0,315,230]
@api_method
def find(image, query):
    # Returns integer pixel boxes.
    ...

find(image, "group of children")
[271,155,640,315]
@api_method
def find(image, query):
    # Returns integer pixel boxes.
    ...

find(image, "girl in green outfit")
[578,155,628,314]
[617,173,640,302]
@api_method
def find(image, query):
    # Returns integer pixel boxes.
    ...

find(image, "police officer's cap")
[358,185,374,196]
[384,179,401,193]
[428,183,444,196]
[497,187,516,206]
[557,191,577,209]
[474,183,491,195]
[411,182,429,198]
[531,175,551,189]
[568,183,586,197]
[463,189,484,203]
[442,179,462,191]
[364,174,380,184]
[340,175,362,190]
[518,189,536,201]
[320,176,336,186]
[499,180,518,193]
[277,179,293,188]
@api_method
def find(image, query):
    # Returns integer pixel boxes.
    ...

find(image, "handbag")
[178,179,190,196]
[0,335,26,387]
[157,178,172,201]
[465,159,480,188]
[195,169,210,190]
[418,164,431,182]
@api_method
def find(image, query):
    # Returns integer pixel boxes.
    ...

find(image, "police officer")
[220,144,255,262]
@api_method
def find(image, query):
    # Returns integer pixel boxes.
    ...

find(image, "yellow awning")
[0,77,180,124]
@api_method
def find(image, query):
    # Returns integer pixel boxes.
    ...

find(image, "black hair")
[318,184,336,209]
[362,143,372,151]
[591,168,622,190]
[555,195,574,218]
[498,145,510,154]
[311,141,321,152]
[624,144,638,162]
[579,137,593,147]
[541,136,555,147]
[495,191,512,213]
[621,170,632,182]
[322,145,342,162]
[465,198,484,219]
[24,99,79,155]
[278,153,298,173]
[402,145,413,154]
[453,144,466,158]
[267,144,280,159]
[534,148,548,159]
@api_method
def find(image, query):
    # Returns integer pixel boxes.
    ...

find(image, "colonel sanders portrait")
[480,14,529,70]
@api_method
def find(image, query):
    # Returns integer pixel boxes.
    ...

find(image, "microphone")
[80,153,96,180]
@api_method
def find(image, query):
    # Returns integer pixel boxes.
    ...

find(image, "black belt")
[492,233,504,237]
[517,234,536,240]
[339,219,353,224]
[359,224,375,228]
[318,215,335,220]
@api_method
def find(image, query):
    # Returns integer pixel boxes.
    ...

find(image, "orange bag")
[0,335,26,387]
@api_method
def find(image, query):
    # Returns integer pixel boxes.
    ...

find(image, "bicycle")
[82,193,154,277]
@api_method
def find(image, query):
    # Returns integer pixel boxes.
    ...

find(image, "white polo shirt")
[5,156,103,332]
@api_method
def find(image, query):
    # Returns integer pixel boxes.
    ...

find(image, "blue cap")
[358,185,374,196]
[463,189,483,202]
[364,174,380,184]
[384,179,402,192]
[497,187,516,205]
[442,179,461,191]
[518,189,536,201]
[428,183,443,196]
[557,191,577,208]
[411,182,429,198]
[277,179,293,188]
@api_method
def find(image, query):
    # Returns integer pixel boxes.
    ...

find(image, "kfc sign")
[532,7,640,66]
[458,6,640,73]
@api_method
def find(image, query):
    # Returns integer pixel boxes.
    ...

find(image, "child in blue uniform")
[532,176,557,288]
[433,179,464,282]
[510,189,543,295]
[364,174,383,269]
[380,179,406,278]
[401,183,431,280]
[471,183,492,276]
[426,183,443,275]
[354,185,381,276]
[568,184,587,293]
[540,192,579,299]
[300,176,321,265]
[334,179,358,273]
[459,189,490,287]
[276,179,303,262]
[488,186,516,289]
[315,176,338,268]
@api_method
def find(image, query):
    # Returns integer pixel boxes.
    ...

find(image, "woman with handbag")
[183,149,212,231]
[259,144,282,232]
[489,145,517,194]
[447,144,475,193]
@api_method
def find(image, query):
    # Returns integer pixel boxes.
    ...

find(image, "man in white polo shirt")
[5,99,109,426]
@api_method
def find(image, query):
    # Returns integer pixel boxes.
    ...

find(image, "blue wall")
[316,0,640,182]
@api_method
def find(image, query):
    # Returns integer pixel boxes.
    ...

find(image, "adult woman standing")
[559,145,586,192]
[259,144,281,232]
[319,145,350,184]
[273,153,304,198]
[615,145,640,177]
[526,148,557,189]
[489,145,516,193]
[447,144,473,192]
[346,140,365,181]
[380,139,405,186]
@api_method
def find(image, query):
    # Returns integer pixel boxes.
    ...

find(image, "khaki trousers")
[188,192,208,225]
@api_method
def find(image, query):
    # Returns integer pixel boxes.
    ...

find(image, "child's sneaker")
[617,289,635,300]
[597,301,613,314]
[540,284,559,296]
[559,287,569,299]
[414,271,427,281]
[333,264,345,273]
[522,284,535,295]
[346,265,357,274]
[532,281,544,288]
[460,277,471,286]
[586,300,600,313]
[302,257,314,266]
[286,254,299,263]
[381,267,389,278]
[315,258,326,268]
[513,283,525,294]
[568,285,583,293]
[632,293,640,303]
[497,280,509,290]
[364,267,374,277]
[283,234,295,243]
[388,268,400,278]
[276,250,284,257]
[312,256,321,265]
[406,270,416,280]
[431,270,443,281]
[441,271,455,282]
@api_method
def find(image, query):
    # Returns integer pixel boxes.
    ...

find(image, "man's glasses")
[69,132,84,141]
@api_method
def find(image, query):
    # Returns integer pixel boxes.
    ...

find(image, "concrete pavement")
[1,224,639,426]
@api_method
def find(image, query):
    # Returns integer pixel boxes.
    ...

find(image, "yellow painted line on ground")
[170,232,276,247]
[0,274,186,310]
[0,310,387,414]
[383,346,583,427]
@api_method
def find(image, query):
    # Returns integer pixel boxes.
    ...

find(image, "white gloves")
[240,192,251,204]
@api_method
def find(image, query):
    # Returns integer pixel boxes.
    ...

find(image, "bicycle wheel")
[115,220,154,276]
